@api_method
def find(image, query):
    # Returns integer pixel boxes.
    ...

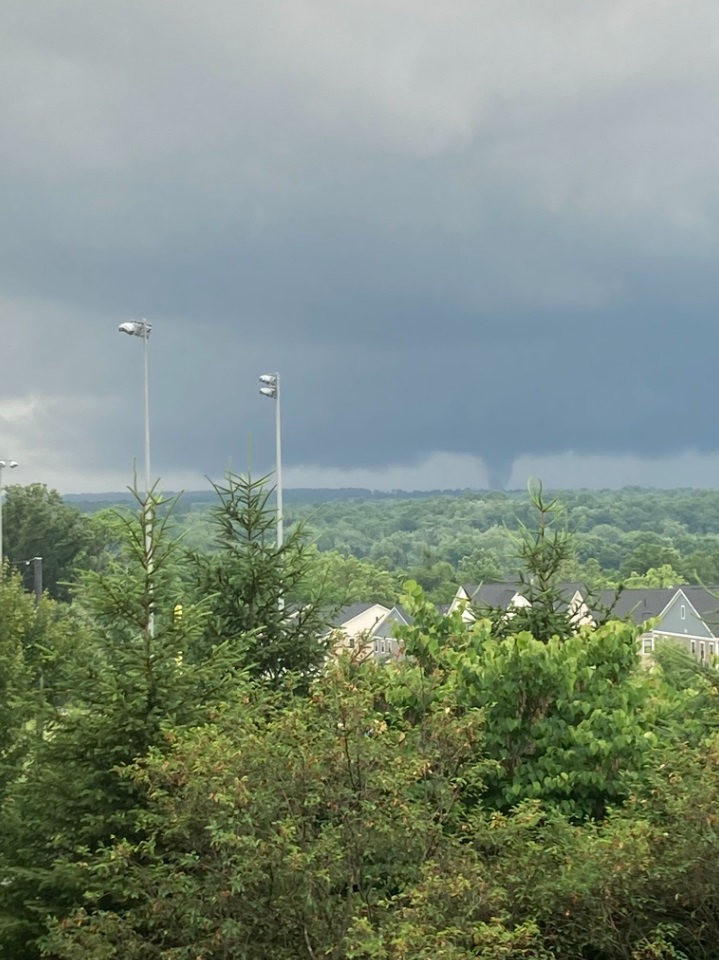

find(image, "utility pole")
[29,556,42,605]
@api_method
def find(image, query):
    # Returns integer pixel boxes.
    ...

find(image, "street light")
[0,460,18,570]
[259,373,283,549]
[119,319,154,635]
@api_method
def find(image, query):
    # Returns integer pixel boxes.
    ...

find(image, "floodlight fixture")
[119,319,152,338]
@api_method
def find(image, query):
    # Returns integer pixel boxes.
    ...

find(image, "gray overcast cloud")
[3,0,719,492]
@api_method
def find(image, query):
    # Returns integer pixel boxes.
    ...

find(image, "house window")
[681,605,686,620]
[710,642,716,659]
[700,642,706,663]
[643,637,654,655]
[386,640,392,654]
[691,640,697,655]
[348,638,355,650]
[380,640,385,654]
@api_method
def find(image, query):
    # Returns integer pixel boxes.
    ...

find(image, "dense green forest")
[8,484,719,607]
[63,486,719,605]
[3,478,719,958]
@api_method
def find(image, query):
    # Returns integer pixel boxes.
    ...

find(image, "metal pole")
[143,320,151,495]
[119,320,154,635]
[143,320,154,638]
[275,372,283,550]
[275,374,284,613]
[32,556,45,734]
[31,557,42,605]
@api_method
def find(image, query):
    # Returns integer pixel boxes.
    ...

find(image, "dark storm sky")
[2,0,719,491]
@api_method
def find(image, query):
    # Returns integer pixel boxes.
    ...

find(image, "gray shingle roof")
[329,602,382,629]
[596,588,676,624]
[464,581,681,626]
[471,583,524,608]
[458,580,719,634]
[469,580,584,612]
[459,583,479,600]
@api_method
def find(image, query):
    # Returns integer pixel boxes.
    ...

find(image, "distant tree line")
[14,484,719,608]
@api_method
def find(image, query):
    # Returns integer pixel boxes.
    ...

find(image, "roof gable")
[679,586,719,630]
[596,588,677,624]
[330,602,390,629]
[372,606,412,639]
[654,588,717,639]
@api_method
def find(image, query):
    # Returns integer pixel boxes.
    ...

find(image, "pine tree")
[191,472,331,687]
[474,480,590,642]
[0,488,235,960]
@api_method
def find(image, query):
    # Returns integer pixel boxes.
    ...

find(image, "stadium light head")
[118,320,151,338]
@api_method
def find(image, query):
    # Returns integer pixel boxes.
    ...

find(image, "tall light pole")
[119,319,154,635]
[0,459,18,571]
[119,320,152,494]
[259,373,283,549]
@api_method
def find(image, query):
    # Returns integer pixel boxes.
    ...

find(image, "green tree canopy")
[2,484,110,599]
[622,563,687,588]
[0,491,236,959]
[306,547,400,606]
[37,652,719,960]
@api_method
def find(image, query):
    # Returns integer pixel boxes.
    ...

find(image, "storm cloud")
[2,1,719,491]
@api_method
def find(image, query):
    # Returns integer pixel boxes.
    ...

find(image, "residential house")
[643,586,719,662]
[449,582,529,623]
[448,580,719,662]
[449,581,587,626]
[584,586,719,662]
[368,604,412,661]
[327,602,412,662]
[329,583,719,666]
[329,603,390,660]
